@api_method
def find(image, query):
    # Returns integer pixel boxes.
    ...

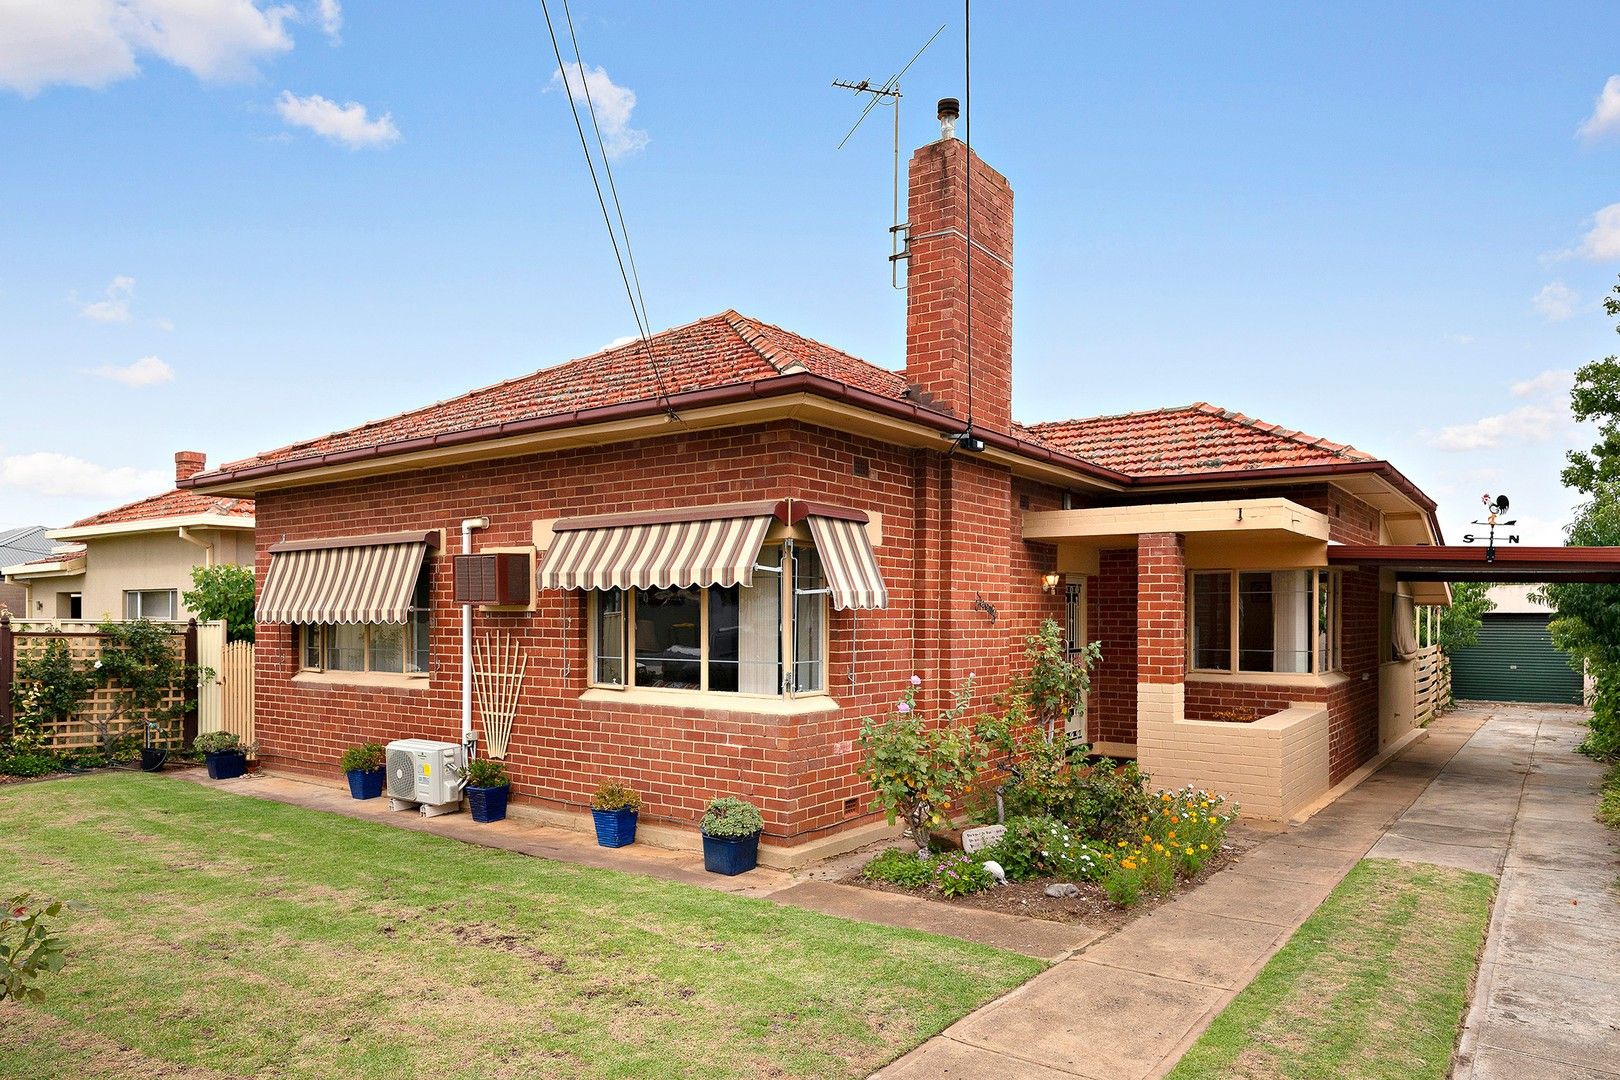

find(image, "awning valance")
[540,503,777,592]
[259,531,435,624]
[805,514,889,610]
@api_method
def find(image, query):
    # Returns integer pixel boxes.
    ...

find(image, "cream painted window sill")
[1186,670,1350,691]
[579,686,839,716]
[293,670,432,691]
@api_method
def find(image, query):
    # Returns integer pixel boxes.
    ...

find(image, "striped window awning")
[259,531,436,625]
[798,506,890,611]
[540,502,780,592]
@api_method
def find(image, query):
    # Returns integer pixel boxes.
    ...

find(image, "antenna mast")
[833,24,946,289]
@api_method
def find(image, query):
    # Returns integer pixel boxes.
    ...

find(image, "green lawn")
[0,774,1043,1079]
[1167,859,1496,1080]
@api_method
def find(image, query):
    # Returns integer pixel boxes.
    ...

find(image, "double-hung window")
[591,542,826,697]
[298,568,431,676]
[1190,569,1341,675]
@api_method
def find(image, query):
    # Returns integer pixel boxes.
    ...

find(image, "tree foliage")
[182,563,256,643]
[1543,278,1620,757]
[1437,582,1496,654]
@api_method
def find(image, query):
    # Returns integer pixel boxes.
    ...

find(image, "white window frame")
[124,589,177,620]
[1187,568,1342,676]
[587,541,830,700]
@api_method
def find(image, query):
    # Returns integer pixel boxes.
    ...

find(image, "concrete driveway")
[1423,705,1620,1080]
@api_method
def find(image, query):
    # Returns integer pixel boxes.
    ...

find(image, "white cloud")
[1531,282,1579,321]
[79,274,136,322]
[275,90,399,148]
[313,0,340,43]
[1427,405,1563,452]
[601,335,638,350]
[1578,75,1620,142]
[95,355,173,386]
[0,451,167,499]
[0,0,299,95]
[549,62,648,160]
[1445,333,1477,346]
[1576,202,1620,262]
[1510,369,1574,399]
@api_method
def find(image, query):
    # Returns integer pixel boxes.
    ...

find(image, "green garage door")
[1451,613,1584,705]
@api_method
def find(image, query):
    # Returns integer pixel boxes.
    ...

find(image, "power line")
[538,0,680,421]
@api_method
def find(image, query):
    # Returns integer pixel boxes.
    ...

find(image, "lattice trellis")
[11,630,189,752]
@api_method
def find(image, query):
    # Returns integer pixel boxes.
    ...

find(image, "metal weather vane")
[1462,494,1519,563]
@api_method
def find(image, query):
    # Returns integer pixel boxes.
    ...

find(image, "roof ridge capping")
[723,310,808,375]
[1197,402,1372,460]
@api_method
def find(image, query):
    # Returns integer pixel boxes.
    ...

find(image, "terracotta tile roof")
[1026,403,1377,477]
[70,489,255,529]
[206,310,1380,489]
[221,311,914,472]
[9,545,85,569]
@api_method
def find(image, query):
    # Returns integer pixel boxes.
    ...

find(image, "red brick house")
[183,112,1451,864]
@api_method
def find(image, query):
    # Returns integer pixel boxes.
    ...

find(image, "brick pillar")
[1135,533,1186,766]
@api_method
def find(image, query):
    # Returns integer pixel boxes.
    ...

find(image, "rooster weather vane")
[1462,494,1519,563]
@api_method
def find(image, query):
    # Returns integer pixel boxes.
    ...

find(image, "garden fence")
[0,616,201,752]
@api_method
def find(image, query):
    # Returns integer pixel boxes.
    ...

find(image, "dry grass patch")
[1166,858,1495,1080]
[0,774,1042,1080]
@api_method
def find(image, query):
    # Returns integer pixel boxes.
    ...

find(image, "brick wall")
[1087,548,1138,745]
[253,419,1063,846]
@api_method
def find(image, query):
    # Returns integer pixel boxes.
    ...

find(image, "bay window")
[590,542,826,697]
[1190,569,1341,675]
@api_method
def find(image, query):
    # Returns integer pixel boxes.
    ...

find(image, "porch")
[1029,497,1410,819]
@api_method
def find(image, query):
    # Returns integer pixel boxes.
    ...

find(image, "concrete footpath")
[875,711,1491,1080]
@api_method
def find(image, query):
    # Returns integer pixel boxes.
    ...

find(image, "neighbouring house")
[2,452,254,624]
[0,526,56,617]
[179,106,1620,866]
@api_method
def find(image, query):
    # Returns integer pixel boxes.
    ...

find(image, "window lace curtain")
[1392,594,1420,661]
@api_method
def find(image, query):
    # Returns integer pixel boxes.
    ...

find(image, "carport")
[1327,545,1620,705]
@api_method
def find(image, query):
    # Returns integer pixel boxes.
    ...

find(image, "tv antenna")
[833,23,946,288]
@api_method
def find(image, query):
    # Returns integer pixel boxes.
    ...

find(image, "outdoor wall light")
[1040,570,1062,593]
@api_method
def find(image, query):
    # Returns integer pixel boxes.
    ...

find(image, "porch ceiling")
[1327,545,1620,583]
[1024,498,1330,547]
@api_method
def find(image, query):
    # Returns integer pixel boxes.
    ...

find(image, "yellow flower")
[1184,848,1194,856]
[1117,840,1127,848]
[1153,843,1165,853]
[1209,815,1218,823]
[1199,844,1208,851]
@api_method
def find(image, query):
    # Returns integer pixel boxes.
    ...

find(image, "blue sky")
[2,2,1618,547]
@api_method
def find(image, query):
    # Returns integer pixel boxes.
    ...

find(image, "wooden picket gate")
[214,641,255,745]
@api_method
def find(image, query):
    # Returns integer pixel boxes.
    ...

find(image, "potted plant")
[700,796,764,876]
[340,742,386,800]
[591,780,642,848]
[194,731,247,780]
[456,758,510,823]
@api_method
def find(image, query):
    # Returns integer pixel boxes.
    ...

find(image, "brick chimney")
[903,98,1014,434]
[175,451,206,484]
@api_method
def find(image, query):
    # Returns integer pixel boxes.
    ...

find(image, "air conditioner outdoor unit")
[385,738,466,817]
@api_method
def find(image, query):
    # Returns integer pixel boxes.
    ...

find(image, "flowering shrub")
[989,816,1103,882]
[858,675,1010,854]
[1093,787,1237,905]
[932,852,994,898]
[1000,746,1155,844]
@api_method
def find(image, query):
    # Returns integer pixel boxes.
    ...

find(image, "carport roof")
[1327,545,1620,583]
